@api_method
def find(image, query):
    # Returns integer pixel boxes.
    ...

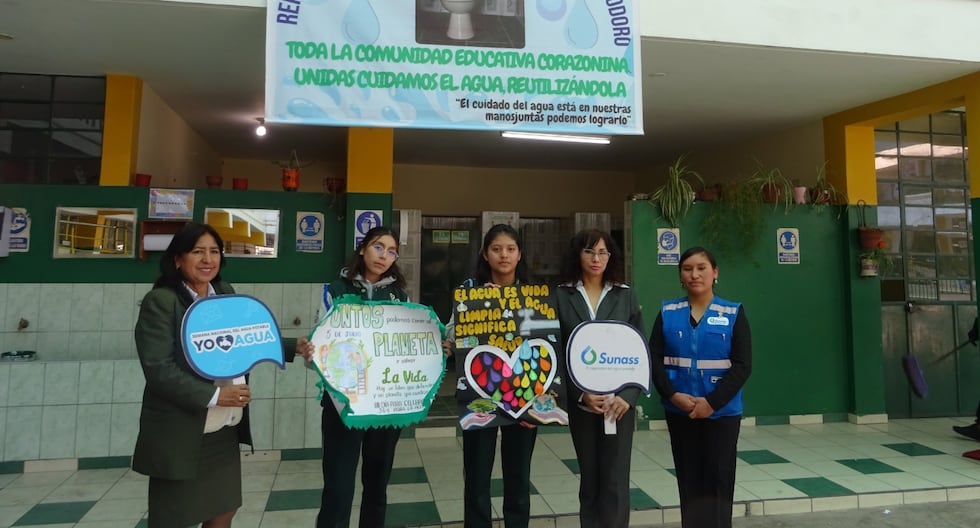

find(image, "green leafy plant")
[860,239,894,277]
[809,163,848,218]
[699,178,765,257]
[649,155,703,227]
[747,160,793,212]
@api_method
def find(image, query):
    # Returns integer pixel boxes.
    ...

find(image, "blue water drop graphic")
[565,0,597,49]
[349,104,362,118]
[286,98,329,119]
[342,0,380,44]
[537,0,567,21]
[381,106,401,121]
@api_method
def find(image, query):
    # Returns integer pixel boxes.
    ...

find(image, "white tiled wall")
[0,282,329,463]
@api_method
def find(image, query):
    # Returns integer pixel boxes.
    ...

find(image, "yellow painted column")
[99,75,142,186]
[345,128,395,249]
[966,91,980,200]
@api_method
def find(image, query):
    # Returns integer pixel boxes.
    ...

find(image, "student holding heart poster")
[445,223,566,528]
[556,229,644,528]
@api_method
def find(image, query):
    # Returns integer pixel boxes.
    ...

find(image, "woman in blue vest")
[316,226,409,528]
[556,229,643,528]
[650,246,751,528]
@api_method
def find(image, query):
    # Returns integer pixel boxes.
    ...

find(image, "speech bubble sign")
[311,295,446,430]
[566,320,651,396]
[181,294,285,379]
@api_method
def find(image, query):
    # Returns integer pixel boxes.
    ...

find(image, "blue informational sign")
[354,209,383,249]
[265,1,642,135]
[296,212,324,253]
[657,228,680,265]
[9,208,29,251]
[181,295,286,379]
[777,228,800,264]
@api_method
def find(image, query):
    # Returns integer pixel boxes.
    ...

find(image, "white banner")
[266,0,642,135]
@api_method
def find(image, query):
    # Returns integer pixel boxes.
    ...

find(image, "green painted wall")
[0,185,344,283]
[629,200,854,419]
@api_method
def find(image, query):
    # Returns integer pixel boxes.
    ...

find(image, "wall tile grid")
[0,283,327,463]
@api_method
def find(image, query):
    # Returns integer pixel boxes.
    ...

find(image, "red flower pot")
[232,178,249,190]
[282,169,300,192]
[858,226,884,250]
[133,173,152,187]
[205,175,223,189]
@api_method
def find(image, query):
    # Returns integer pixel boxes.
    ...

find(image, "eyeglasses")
[370,244,399,260]
[582,249,610,261]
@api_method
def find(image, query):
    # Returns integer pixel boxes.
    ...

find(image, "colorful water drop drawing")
[342,0,380,44]
[537,0,567,21]
[565,0,598,49]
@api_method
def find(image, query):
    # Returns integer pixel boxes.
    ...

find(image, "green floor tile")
[490,478,538,497]
[629,487,659,509]
[78,456,131,470]
[561,458,580,474]
[134,519,148,528]
[265,489,321,511]
[783,477,854,497]
[390,467,428,485]
[882,442,943,456]
[835,458,902,474]
[280,448,323,461]
[0,461,25,474]
[822,413,849,423]
[13,501,95,525]
[754,415,790,426]
[385,501,441,526]
[738,450,789,465]
[400,427,416,438]
[666,468,677,477]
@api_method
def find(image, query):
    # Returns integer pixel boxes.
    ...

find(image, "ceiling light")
[255,118,266,137]
[501,131,610,145]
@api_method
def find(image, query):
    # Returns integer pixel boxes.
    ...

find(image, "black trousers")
[317,404,401,528]
[569,407,635,528]
[665,413,741,528]
[462,424,537,528]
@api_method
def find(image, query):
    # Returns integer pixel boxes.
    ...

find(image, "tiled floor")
[2,417,980,527]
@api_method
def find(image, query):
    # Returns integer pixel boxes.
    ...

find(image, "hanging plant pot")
[858,226,884,250]
[232,178,249,190]
[133,173,152,187]
[859,257,879,277]
[324,178,346,194]
[760,182,781,203]
[205,175,223,189]
[282,169,300,192]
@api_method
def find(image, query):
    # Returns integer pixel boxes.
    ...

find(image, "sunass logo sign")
[566,320,650,395]
[181,295,285,379]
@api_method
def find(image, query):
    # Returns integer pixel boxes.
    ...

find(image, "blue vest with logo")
[661,296,743,418]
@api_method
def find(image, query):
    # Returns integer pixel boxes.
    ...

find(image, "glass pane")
[906,231,934,253]
[898,116,930,133]
[938,255,970,278]
[938,279,972,301]
[0,74,51,101]
[882,228,902,252]
[902,185,932,206]
[908,255,937,278]
[0,158,43,184]
[876,156,899,179]
[932,111,963,135]
[935,207,967,230]
[933,157,965,182]
[903,206,934,228]
[899,157,931,180]
[51,131,102,157]
[53,77,105,102]
[933,188,966,206]
[936,232,969,255]
[0,102,50,128]
[898,132,931,156]
[0,130,50,156]
[932,133,964,157]
[908,280,937,300]
[875,130,898,154]
[48,158,101,185]
[878,206,902,227]
[52,103,104,130]
[878,181,900,204]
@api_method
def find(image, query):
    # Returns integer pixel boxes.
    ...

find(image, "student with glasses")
[556,229,643,528]
[314,226,408,528]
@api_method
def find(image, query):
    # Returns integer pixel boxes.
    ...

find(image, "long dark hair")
[344,226,406,288]
[473,223,529,285]
[559,229,626,285]
[153,222,226,305]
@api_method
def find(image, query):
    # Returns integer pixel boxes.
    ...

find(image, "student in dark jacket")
[650,246,751,528]
[316,226,409,528]
[133,223,312,528]
[953,317,980,442]
[556,229,643,528]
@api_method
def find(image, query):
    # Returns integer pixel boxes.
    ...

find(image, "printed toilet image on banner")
[452,284,568,429]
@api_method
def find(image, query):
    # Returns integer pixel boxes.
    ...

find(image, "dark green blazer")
[556,283,645,407]
[132,281,298,480]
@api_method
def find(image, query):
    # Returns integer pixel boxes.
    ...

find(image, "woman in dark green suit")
[556,229,644,528]
[133,223,311,527]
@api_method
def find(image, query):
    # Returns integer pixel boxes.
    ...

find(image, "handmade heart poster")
[310,294,447,429]
[452,284,567,430]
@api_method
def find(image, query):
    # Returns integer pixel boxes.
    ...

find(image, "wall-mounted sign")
[432,229,451,244]
[353,209,383,249]
[451,230,470,244]
[148,189,195,220]
[296,211,324,253]
[8,207,30,252]
[777,228,800,264]
[265,1,642,135]
[657,228,680,265]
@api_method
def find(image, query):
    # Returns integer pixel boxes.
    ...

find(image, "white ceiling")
[2,0,979,171]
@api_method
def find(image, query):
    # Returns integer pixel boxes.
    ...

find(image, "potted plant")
[323,177,347,220]
[273,149,314,192]
[649,154,703,227]
[809,163,847,204]
[696,183,722,202]
[699,177,765,257]
[859,239,893,277]
[856,200,883,250]
[747,161,793,211]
